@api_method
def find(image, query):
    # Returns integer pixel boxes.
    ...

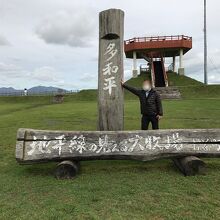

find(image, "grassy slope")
[0,75,220,219]
[125,72,220,99]
[68,72,220,100]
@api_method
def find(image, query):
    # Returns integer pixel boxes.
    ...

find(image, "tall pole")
[204,0,208,84]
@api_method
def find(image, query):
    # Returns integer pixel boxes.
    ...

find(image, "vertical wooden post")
[98,9,124,131]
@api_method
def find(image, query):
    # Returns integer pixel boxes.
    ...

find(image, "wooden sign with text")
[98,9,124,131]
[16,128,220,164]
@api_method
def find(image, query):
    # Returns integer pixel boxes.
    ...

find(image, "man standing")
[121,80,163,130]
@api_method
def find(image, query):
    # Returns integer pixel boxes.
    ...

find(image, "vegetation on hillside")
[0,72,219,219]
[124,72,220,99]
[0,88,220,219]
[69,72,220,101]
[125,72,203,87]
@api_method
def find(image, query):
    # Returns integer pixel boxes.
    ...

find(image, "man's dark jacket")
[123,84,163,116]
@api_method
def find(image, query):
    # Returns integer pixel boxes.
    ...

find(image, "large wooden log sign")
[16,128,220,174]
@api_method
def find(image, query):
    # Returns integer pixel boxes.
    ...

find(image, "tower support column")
[151,58,155,88]
[173,56,176,72]
[178,49,185,75]
[132,51,138,78]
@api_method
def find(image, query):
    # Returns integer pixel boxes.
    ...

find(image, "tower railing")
[168,63,174,72]
[124,35,192,45]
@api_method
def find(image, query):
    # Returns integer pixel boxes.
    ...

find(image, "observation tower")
[124,35,192,87]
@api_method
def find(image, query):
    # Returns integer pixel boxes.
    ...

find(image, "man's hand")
[121,80,124,86]
[156,115,162,120]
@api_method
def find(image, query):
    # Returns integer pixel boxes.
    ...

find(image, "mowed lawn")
[0,94,220,220]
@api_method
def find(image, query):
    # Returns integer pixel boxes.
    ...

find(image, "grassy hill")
[0,74,220,219]
[69,72,220,101]
[125,72,220,99]
[125,71,203,87]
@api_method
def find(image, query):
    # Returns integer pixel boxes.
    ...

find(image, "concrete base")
[178,68,185,76]
[132,69,138,78]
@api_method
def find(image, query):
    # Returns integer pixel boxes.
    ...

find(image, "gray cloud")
[28,66,63,82]
[0,35,10,46]
[79,72,97,81]
[0,62,65,86]
[35,10,96,47]
[0,0,219,89]
[209,73,220,84]
[185,49,220,83]
[0,62,25,77]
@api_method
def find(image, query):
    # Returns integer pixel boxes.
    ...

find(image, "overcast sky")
[0,0,219,90]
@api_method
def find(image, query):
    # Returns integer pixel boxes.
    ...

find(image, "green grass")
[125,72,220,100]
[0,85,220,220]
[126,72,203,87]
[62,72,220,101]
[167,72,203,87]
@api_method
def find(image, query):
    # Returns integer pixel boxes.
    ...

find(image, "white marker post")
[98,9,124,131]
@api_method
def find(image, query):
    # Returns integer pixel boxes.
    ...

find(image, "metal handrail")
[168,63,174,71]
[124,35,192,45]
[0,90,80,97]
